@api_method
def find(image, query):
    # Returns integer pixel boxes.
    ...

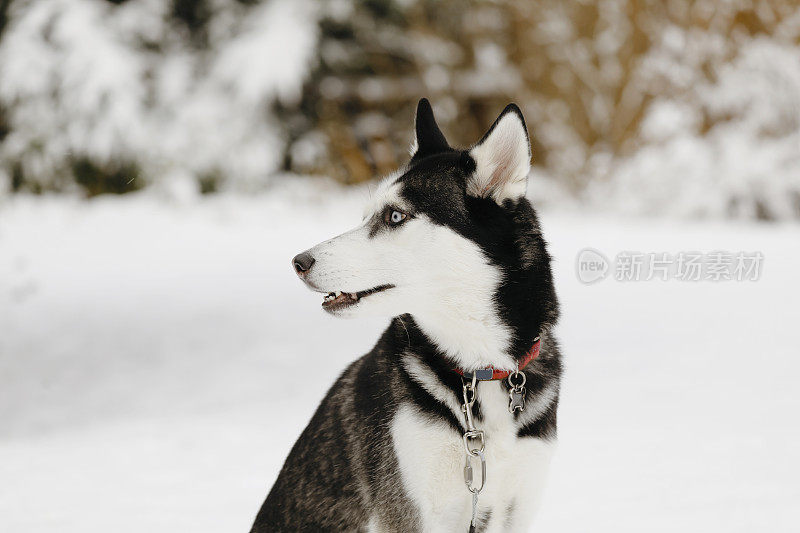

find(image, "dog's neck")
[398,313,537,372]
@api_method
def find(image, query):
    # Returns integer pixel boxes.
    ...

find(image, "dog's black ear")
[467,104,531,204]
[410,98,450,162]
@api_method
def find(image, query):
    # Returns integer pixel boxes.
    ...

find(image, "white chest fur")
[389,379,555,533]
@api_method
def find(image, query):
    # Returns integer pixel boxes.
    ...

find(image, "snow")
[1,187,800,531]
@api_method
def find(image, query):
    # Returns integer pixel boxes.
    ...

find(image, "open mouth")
[321,284,394,312]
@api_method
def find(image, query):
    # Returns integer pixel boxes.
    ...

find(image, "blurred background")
[1,1,799,532]
[2,0,800,217]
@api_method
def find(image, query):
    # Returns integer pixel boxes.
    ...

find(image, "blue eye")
[384,208,408,226]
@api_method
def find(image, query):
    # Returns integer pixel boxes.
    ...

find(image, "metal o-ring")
[508,371,526,388]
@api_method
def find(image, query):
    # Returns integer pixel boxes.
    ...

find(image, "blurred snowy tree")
[596,1,800,220]
[283,0,528,183]
[0,0,798,219]
[0,0,318,196]
[285,0,800,219]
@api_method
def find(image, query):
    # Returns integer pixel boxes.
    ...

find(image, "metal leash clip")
[461,374,486,529]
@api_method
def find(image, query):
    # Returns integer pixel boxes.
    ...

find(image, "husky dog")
[251,99,561,532]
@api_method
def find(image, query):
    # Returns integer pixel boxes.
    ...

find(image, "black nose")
[292,252,315,276]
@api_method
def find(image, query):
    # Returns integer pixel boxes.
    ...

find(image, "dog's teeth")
[350,293,357,300]
[335,291,342,297]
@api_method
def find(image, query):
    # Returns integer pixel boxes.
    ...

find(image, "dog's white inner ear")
[468,105,531,203]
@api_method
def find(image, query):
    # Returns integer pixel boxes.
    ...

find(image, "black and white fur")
[251,99,562,532]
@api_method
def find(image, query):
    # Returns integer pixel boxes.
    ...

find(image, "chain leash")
[460,359,530,530]
[461,374,485,531]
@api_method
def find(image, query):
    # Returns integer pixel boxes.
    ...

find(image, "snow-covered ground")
[1,186,799,532]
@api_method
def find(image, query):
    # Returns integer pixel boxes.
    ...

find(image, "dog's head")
[292,99,557,368]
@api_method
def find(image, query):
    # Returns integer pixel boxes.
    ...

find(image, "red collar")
[453,336,541,381]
